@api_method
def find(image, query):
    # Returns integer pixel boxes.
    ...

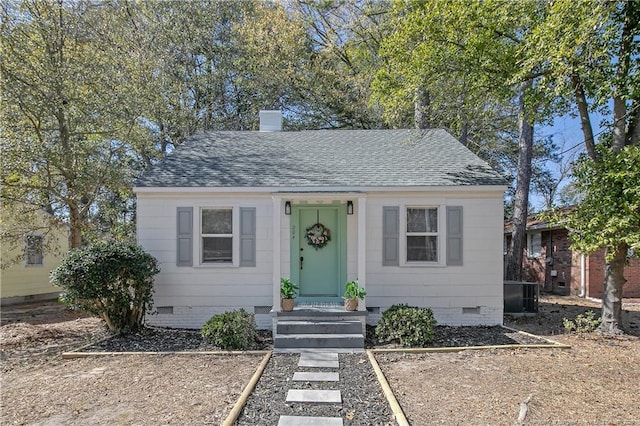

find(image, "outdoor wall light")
[347,200,354,215]
[285,201,292,215]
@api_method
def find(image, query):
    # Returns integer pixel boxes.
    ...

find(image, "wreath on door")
[305,223,331,250]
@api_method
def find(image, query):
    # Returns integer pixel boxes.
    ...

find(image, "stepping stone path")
[278,352,344,426]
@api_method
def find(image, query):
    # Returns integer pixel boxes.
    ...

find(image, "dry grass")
[377,295,640,424]
[0,302,261,425]
[2,296,640,425]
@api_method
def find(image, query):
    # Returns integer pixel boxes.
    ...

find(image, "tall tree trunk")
[69,201,83,248]
[572,74,597,161]
[599,243,628,334]
[506,81,534,281]
[459,121,469,147]
[596,0,638,334]
[414,86,430,129]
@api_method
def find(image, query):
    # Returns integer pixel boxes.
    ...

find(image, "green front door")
[292,205,346,302]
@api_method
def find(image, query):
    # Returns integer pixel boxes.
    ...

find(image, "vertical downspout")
[579,254,586,297]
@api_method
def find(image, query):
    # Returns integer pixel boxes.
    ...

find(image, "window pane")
[529,233,542,257]
[407,236,438,262]
[202,209,232,234]
[427,208,438,232]
[202,237,232,263]
[407,208,425,232]
[407,208,437,233]
[26,235,43,265]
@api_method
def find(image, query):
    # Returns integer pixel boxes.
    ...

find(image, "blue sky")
[531,115,587,211]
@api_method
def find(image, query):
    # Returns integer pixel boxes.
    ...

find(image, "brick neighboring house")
[504,212,640,299]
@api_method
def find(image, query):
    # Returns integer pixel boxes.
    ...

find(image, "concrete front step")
[274,333,364,349]
[277,320,362,335]
[274,347,364,354]
[273,308,367,351]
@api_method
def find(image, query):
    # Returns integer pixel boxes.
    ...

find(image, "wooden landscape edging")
[222,351,272,426]
[61,335,112,357]
[500,325,572,348]
[369,327,571,354]
[366,350,410,426]
[367,329,570,426]
[368,342,570,354]
[62,350,272,359]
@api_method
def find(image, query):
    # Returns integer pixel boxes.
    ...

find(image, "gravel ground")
[366,324,550,349]
[73,324,550,354]
[236,353,394,426]
[82,327,272,352]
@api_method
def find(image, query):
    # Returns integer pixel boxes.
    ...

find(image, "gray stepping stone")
[286,389,342,404]
[293,371,339,382]
[298,359,339,368]
[278,416,343,426]
[299,352,339,361]
[298,352,339,368]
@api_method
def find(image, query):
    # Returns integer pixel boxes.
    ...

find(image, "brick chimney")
[259,110,282,132]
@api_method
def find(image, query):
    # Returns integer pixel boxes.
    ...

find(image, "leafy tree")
[1,0,152,249]
[372,0,560,280]
[51,242,160,333]
[526,1,640,333]
[293,0,390,129]
[565,146,640,333]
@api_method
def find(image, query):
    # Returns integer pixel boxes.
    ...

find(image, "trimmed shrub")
[563,310,602,334]
[375,304,437,347]
[201,309,258,350]
[51,241,160,334]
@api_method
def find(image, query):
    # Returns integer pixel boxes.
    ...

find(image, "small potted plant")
[280,278,298,312]
[343,279,366,311]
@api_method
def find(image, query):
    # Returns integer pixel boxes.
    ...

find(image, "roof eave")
[133,184,508,194]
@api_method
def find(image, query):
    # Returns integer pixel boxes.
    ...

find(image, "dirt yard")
[1,302,262,425]
[2,296,639,425]
[377,295,640,425]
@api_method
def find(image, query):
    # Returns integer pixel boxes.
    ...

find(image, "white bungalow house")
[134,111,507,332]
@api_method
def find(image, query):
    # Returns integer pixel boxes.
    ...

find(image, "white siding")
[137,194,274,329]
[364,193,504,326]
[136,189,504,329]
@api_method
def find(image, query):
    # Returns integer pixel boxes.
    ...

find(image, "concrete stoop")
[273,308,367,353]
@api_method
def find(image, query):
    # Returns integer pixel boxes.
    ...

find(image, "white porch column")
[272,196,282,311]
[357,197,367,311]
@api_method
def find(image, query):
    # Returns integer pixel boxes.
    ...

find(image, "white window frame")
[527,232,542,259]
[197,206,239,267]
[400,205,445,266]
[25,234,44,267]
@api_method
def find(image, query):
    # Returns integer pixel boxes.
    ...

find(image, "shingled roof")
[135,129,506,188]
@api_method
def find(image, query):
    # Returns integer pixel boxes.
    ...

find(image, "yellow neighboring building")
[0,211,69,305]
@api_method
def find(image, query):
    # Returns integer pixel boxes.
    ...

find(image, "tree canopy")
[3,0,638,335]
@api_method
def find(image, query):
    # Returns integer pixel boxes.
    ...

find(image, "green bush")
[51,241,160,334]
[201,309,258,350]
[563,310,602,334]
[375,304,437,347]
